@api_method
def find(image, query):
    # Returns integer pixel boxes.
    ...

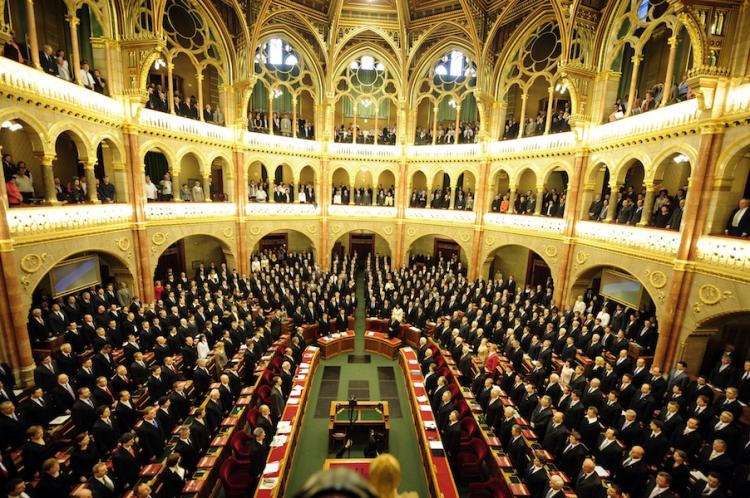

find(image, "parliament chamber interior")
[1,0,750,497]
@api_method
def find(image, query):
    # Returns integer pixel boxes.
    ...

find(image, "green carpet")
[284,273,430,496]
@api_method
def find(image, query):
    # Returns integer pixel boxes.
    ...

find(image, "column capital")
[34,152,56,166]
[82,160,97,170]
[630,54,643,64]
[667,36,678,47]
[520,93,528,101]
[68,15,80,27]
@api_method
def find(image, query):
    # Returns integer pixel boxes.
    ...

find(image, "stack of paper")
[424,421,437,430]
[419,405,432,412]
[277,421,292,434]
[259,477,278,490]
[417,395,429,403]
[288,397,299,405]
[429,440,443,450]
[263,461,280,475]
[413,382,424,388]
[270,435,288,447]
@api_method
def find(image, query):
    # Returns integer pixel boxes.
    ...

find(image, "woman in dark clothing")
[70,432,100,482]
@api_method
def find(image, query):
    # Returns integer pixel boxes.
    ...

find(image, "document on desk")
[409,359,419,365]
[417,395,429,403]
[424,421,437,430]
[419,404,432,412]
[413,382,424,388]
[259,477,278,489]
[263,461,280,475]
[297,374,306,380]
[277,421,292,434]
[270,435,288,447]
[429,440,443,450]
[288,397,299,405]
[402,347,413,352]
[50,415,71,425]
[367,331,375,336]
[594,466,610,477]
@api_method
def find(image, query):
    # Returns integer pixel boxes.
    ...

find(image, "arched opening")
[482,245,553,295]
[27,250,134,347]
[712,145,750,236]
[570,265,658,354]
[541,166,569,217]
[331,230,391,266]
[353,168,374,205]
[299,165,316,204]
[515,168,537,214]
[409,171,427,207]
[253,230,316,257]
[684,313,750,385]
[179,152,204,202]
[331,168,350,204]
[407,234,467,271]
[430,170,451,209]
[582,163,611,221]
[94,139,126,203]
[144,149,172,202]
[649,153,691,229]
[171,52,200,118]
[53,132,88,204]
[0,117,45,205]
[612,160,645,225]
[377,170,395,206]
[272,163,294,203]
[154,234,235,282]
[210,157,231,202]
[489,169,511,213]
[247,161,269,202]
[454,171,476,210]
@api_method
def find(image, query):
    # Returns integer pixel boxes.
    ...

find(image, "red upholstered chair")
[429,344,440,356]
[456,400,472,421]
[245,407,259,428]
[269,355,283,372]
[447,383,462,399]
[260,369,274,387]
[459,417,479,444]
[469,477,509,498]
[457,438,489,479]
[276,346,286,355]
[229,430,253,459]
[219,456,253,498]
[434,356,448,369]
[438,367,451,380]
[256,384,272,405]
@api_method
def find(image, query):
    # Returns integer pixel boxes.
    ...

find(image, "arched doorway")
[253,230,316,257]
[247,161,269,202]
[331,230,391,267]
[685,313,750,384]
[53,131,88,202]
[154,235,235,281]
[407,234,467,271]
[0,116,46,204]
[482,245,553,292]
[582,162,611,220]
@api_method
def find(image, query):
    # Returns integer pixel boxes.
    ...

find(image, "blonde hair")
[369,453,401,498]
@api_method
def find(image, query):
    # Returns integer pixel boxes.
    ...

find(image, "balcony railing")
[139,109,234,142]
[243,131,321,154]
[7,204,133,236]
[328,142,399,158]
[588,99,701,144]
[0,57,123,119]
[245,203,320,216]
[144,202,236,220]
[724,83,750,115]
[484,213,566,234]
[407,143,481,159]
[328,205,397,218]
[406,208,475,223]
[488,132,576,156]
[576,220,680,255]
[696,236,750,271]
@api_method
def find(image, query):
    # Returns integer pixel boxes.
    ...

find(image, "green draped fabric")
[251,81,293,114]
[342,96,390,119]
[436,93,478,122]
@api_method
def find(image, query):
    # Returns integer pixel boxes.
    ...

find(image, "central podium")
[328,400,390,451]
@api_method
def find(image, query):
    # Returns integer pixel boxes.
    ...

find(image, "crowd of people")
[489,189,567,217]
[247,110,315,140]
[361,253,749,498]
[331,185,395,206]
[246,181,316,204]
[407,186,475,210]
[608,81,695,122]
[333,125,397,145]
[414,121,480,145]
[502,108,571,140]
[587,186,687,229]
[145,83,225,126]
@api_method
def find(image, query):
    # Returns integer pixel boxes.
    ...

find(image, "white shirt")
[80,69,95,89]
[145,181,158,199]
[596,310,610,327]
[732,207,748,227]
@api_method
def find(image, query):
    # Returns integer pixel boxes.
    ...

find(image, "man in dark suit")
[576,458,605,498]
[112,433,140,492]
[0,401,26,449]
[541,411,568,458]
[525,457,551,498]
[630,384,656,422]
[20,387,53,428]
[436,391,455,432]
[443,410,461,460]
[71,387,97,434]
[540,475,566,498]
[136,406,165,462]
[508,424,529,469]
[595,428,623,470]
[39,45,58,76]
[615,446,648,496]
[530,395,553,432]
[33,355,58,392]
[88,462,117,498]
[724,198,750,237]
[174,426,198,475]
[640,472,677,498]
[248,427,269,483]
[617,409,643,448]
[271,376,285,422]
[485,387,503,429]
[641,420,669,466]
[697,440,733,485]
[559,431,589,479]
[689,473,724,498]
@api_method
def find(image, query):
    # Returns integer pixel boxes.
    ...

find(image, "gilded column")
[197,72,205,122]
[171,169,182,202]
[625,55,642,116]
[319,158,329,271]
[557,149,588,307]
[68,14,82,85]
[83,160,100,203]
[124,128,153,302]
[453,104,461,144]
[659,36,678,108]
[37,153,60,205]
[394,160,408,268]
[517,93,528,139]
[167,61,175,114]
[508,187,517,214]
[544,86,555,134]
[469,161,490,280]
[655,128,724,369]
[112,162,128,202]
[605,182,618,222]
[202,173,212,202]
[534,185,544,215]
[233,147,249,275]
[638,182,657,227]
[292,95,298,139]
[25,0,41,70]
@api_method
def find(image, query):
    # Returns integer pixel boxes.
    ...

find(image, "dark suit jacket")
[175,438,198,474]
[615,458,647,495]
[639,479,677,498]
[725,206,750,236]
[576,473,604,498]
[594,438,623,470]
[508,435,529,468]
[161,468,185,498]
[112,446,140,489]
[271,387,285,422]
[526,465,550,498]
[71,399,97,433]
[136,419,165,461]
[21,397,53,427]
[443,421,461,457]
[541,423,567,458]
[560,443,588,478]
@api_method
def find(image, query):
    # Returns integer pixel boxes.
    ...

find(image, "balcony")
[7,204,133,237]
[576,220,680,256]
[484,213,566,234]
[328,142,399,159]
[488,132,576,157]
[243,131,321,154]
[327,205,397,218]
[0,57,123,120]
[139,109,234,142]
[724,83,750,116]
[406,208,475,223]
[696,236,750,271]
[407,143,481,159]
[144,202,237,221]
[587,99,701,144]
[245,203,320,216]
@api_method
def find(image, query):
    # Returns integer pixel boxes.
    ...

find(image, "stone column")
[605,182,618,222]
[625,55,643,116]
[37,154,60,205]
[103,39,115,95]
[453,104,461,145]
[123,129,152,302]
[112,162,128,202]
[68,14,82,85]
[268,90,274,135]
[535,185,544,215]
[197,72,205,122]
[25,0,41,70]
[202,173,212,202]
[508,188,517,213]
[544,86,555,134]
[659,36,678,108]
[233,148,248,274]
[517,93,528,139]
[292,95,298,139]
[556,150,588,307]
[638,183,657,226]
[83,160,99,203]
[431,105,439,145]
[167,61,176,114]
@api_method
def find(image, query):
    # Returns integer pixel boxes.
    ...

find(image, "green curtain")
[437,93,478,122]
[342,96,390,119]
[251,81,293,114]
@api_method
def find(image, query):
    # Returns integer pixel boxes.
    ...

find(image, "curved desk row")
[364,331,402,360]
[318,331,356,359]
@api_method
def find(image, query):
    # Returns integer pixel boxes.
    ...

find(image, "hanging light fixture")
[1,120,22,132]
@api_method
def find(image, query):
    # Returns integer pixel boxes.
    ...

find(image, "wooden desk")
[318,331,356,359]
[400,324,421,348]
[366,317,387,332]
[328,401,390,451]
[301,323,318,343]
[323,458,374,479]
[364,331,401,360]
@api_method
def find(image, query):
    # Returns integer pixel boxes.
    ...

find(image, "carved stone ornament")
[646,270,667,289]
[115,237,131,252]
[692,284,734,313]
[223,227,234,238]
[249,226,261,235]
[151,232,167,246]
[544,245,558,258]
[20,253,48,273]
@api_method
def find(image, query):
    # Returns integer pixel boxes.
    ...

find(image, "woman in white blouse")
[196,335,210,359]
